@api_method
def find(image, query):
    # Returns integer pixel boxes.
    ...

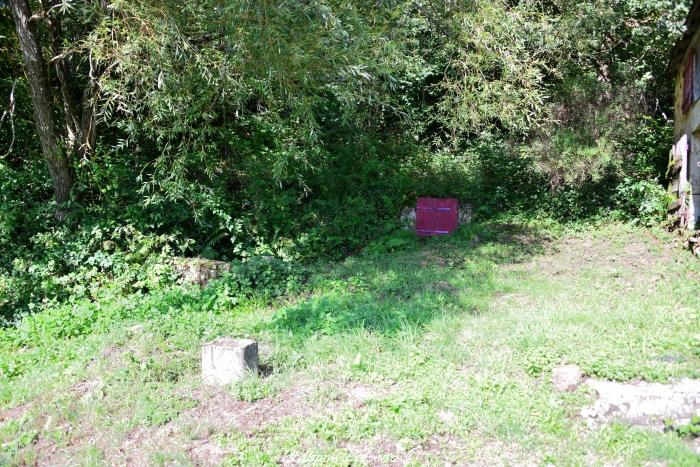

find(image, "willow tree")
[79,0,407,208]
[9,0,99,218]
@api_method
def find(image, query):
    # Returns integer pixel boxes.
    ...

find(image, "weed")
[230,372,276,402]
[664,415,700,438]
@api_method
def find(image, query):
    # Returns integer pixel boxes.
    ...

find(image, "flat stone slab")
[581,378,700,430]
[202,338,258,386]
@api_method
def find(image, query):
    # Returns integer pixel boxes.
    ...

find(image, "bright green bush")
[362,230,418,256]
[213,256,307,300]
[1,252,305,346]
[613,179,673,226]
[0,224,178,322]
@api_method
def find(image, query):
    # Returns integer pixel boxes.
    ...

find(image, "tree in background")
[0,0,693,256]
[8,0,104,218]
[526,0,689,189]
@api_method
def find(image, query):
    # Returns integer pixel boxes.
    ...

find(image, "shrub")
[212,255,307,300]
[613,178,672,226]
[0,223,178,323]
[362,230,418,256]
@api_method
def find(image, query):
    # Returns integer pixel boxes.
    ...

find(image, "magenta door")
[415,197,458,236]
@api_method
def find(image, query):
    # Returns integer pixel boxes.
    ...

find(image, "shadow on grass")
[269,221,551,341]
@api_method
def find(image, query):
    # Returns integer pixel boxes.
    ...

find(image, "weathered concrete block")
[202,338,258,385]
[175,258,232,286]
[582,378,700,430]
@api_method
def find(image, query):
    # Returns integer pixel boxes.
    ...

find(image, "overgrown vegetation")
[1,0,689,324]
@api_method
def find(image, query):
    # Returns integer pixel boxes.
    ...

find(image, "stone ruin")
[174,257,232,286]
[550,365,700,433]
[581,378,700,431]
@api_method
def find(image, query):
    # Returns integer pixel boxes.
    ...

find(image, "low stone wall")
[173,258,232,286]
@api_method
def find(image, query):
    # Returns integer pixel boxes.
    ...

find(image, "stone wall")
[670,26,700,230]
[174,258,232,286]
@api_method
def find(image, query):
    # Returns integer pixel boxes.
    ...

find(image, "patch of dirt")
[89,342,131,375]
[188,439,233,466]
[180,380,380,465]
[419,251,449,267]
[586,236,662,270]
[506,230,675,290]
[341,434,459,465]
[100,342,124,359]
[220,385,314,433]
[581,378,700,430]
[464,439,540,466]
[493,223,552,244]
[341,382,378,409]
[412,433,466,461]
[31,435,64,464]
[25,376,384,466]
[342,434,537,465]
[692,437,700,454]
[499,232,548,247]
[71,379,102,400]
[112,383,315,465]
[181,380,380,464]
[0,400,33,423]
[429,281,458,293]
[340,435,409,465]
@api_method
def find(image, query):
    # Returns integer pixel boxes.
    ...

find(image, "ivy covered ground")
[1,220,700,465]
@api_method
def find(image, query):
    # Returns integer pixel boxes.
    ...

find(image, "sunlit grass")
[1,219,699,465]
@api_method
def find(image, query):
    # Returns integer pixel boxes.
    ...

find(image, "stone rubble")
[581,378,700,430]
[551,364,583,392]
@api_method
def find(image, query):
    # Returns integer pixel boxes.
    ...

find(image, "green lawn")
[2,220,700,465]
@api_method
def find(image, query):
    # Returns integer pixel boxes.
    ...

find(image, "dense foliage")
[0,0,691,322]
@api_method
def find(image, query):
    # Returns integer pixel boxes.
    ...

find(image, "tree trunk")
[42,0,81,148]
[9,0,74,218]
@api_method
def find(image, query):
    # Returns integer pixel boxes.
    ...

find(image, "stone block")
[458,204,473,225]
[202,338,258,385]
[552,364,583,392]
[175,258,232,286]
[400,207,416,230]
[581,378,700,430]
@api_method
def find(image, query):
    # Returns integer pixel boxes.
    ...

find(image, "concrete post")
[202,338,258,385]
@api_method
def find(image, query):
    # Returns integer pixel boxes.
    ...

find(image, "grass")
[1,219,700,465]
